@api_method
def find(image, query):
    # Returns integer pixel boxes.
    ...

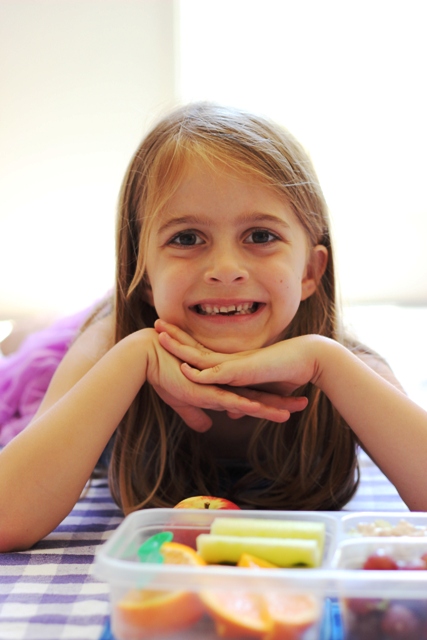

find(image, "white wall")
[0,0,177,317]
[177,0,427,305]
[2,0,427,320]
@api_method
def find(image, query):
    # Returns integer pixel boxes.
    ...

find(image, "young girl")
[1,102,425,552]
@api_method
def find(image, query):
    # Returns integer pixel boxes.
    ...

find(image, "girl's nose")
[203,249,249,284]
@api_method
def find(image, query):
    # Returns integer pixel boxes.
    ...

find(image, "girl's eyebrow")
[157,212,291,235]
[157,215,207,235]
[244,213,291,230]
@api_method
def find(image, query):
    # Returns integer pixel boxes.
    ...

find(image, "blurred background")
[1,0,427,404]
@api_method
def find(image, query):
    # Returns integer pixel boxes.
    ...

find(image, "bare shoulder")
[31,315,116,419]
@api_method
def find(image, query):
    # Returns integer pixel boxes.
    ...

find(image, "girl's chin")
[195,336,263,354]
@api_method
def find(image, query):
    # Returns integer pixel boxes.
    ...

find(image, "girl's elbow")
[0,519,39,552]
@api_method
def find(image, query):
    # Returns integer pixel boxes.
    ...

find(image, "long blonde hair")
[108,102,359,513]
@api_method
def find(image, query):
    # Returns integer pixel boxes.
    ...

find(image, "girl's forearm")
[0,331,150,551]
[314,337,427,510]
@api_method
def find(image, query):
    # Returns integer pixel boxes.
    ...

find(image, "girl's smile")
[191,300,263,317]
[144,160,326,353]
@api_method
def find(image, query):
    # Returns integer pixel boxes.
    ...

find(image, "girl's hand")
[154,319,319,401]
[145,328,307,432]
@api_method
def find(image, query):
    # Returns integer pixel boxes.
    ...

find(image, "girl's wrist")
[312,336,367,400]
[115,327,158,380]
[307,335,349,391]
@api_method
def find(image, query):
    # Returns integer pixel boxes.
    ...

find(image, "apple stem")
[204,503,210,509]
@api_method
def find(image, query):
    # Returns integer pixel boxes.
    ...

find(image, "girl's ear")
[300,245,329,301]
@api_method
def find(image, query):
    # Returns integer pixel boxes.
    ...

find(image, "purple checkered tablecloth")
[0,478,123,640]
[0,451,408,640]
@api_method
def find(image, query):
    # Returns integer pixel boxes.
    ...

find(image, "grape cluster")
[344,550,427,640]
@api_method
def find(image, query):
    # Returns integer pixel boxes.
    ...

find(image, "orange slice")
[160,541,206,565]
[262,592,321,640]
[200,590,272,638]
[237,553,279,569]
[115,542,206,638]
[200,588,321,640]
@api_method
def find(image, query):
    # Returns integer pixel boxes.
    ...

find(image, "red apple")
[171,496,240,548]
[174,496,241,510]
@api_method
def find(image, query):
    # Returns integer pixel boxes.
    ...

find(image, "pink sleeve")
[0,308,91,445]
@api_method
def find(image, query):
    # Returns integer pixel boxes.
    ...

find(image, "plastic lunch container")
[95,509,427,640]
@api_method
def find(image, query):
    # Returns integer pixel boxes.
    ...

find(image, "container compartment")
[340,511,427,539]
[332,538,427,640]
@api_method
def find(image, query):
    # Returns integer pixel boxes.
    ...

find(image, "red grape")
[380,603,421,638]
[363,553,399,570]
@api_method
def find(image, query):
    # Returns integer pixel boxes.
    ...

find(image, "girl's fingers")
[181,360,253,386]
[158,330,220,368]
[154,330,308,423]
[227,411,246,419]
[195,384,295,423]
[155,320,202,349]
[173,376,287,423]
[161,379,291,425]
[173,406,213,433]
[236,388,308,413]
[180,363,308,418]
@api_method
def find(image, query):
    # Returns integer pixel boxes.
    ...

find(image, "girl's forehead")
[152,164,310,243]
[163,156,280,205]
[147,153,313,243]
[157,166,277,217]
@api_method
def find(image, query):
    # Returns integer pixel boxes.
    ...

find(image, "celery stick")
[197,534,321,568]
[211,517,325,555]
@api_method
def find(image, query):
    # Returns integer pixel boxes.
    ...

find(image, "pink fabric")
[0,309,90,445]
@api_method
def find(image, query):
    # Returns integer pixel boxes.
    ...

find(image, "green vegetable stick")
[197,534,321,568]
[211,517,326,555]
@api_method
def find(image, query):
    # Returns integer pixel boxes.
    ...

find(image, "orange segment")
[115,541,206,638]
[238,553,279,569]
[201,590,272,638]
[160,541,207,565]
[262,592,321,640]
[116,588,204,638]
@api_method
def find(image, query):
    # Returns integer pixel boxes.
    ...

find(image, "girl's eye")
[169,231,203,246]
[245,229,279,244]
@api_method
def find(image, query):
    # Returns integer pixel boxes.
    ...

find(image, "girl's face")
[144,161,327,353]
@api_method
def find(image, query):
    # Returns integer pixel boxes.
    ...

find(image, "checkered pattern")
[0,452,408,640]
[346,449,409,512]
[0,479,123,640]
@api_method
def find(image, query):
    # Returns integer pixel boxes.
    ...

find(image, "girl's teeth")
[197,303,257,315]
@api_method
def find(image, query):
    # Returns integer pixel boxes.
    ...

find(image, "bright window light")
[177,0,427,305]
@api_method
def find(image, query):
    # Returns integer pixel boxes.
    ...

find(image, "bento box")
[95,508,338,639]
[95,509,427,640]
